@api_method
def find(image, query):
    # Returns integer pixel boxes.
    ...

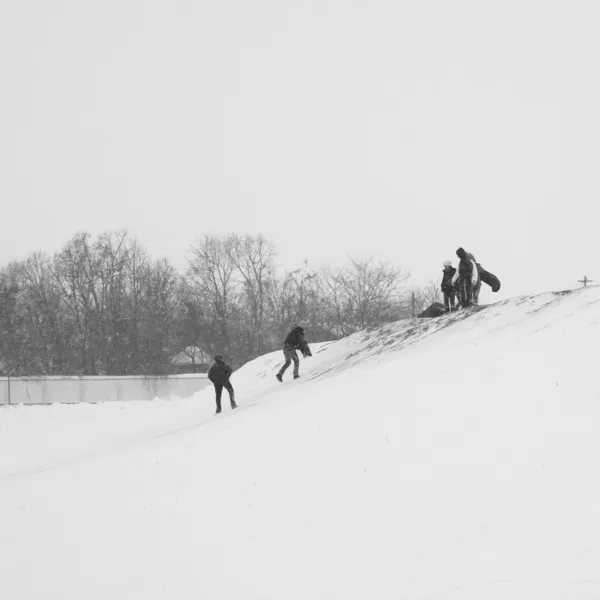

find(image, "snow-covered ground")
[2,287,600,599]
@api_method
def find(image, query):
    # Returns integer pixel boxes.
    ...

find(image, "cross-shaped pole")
[578,275,594,287]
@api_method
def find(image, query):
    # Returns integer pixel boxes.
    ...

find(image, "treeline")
[0,230,440,376]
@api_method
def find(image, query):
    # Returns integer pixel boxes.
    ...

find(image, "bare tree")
[121,238,151,372]
[19,252,70,373]
[0,265,23,374]
[321,257,409,332]
[187,234,238,357]
[92,231,131,373]
[320,264,353,337]
[139,257,181,373]
[51,232,102,373]
[230,234,275,355]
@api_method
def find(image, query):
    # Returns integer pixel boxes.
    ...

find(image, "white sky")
[1,0,599,299]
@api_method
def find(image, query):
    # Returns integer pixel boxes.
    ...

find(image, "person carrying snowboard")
[208,354,237,414]
[467,252,482,305]
[441,260,457,312]
[276,325,312,382]
[468,253,500,300]
[452,247,479,308]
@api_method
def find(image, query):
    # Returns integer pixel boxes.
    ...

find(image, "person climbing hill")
[276,325,312,382]
[208,355,237,414]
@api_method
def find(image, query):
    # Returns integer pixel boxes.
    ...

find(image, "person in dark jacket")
[452,247,478,308]
[208,354,237,414]
[276,325,312,382]
[441,260,457,312]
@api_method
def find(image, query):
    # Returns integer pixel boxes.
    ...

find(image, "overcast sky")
[2,0,599,300]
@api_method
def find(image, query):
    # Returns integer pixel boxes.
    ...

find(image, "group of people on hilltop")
[206,324,312,414]
[441,247,501,311]
[207,251,500,413]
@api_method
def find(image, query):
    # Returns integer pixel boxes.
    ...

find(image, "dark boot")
[215,406,221,414]
[293,374,300,380]
[230,391,237,409]
[276,373,283,382]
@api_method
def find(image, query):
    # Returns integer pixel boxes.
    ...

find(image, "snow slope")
[2,287,600,599]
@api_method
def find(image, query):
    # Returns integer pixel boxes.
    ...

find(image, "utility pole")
[578,275,594,287]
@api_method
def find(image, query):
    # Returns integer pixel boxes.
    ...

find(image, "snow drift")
[2,287,600,600]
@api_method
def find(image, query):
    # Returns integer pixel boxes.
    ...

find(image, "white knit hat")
[443,260,452,267]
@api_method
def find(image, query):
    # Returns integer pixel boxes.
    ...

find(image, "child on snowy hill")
[208,355,237,414]
[441,260,457,312]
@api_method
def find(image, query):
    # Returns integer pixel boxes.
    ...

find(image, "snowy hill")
[2,287,600,599]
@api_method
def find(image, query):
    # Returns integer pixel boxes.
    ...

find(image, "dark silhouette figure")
[441,260,457,311]
[276,326,312,382]
[208,355,237,414]
[452,247,478,308]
